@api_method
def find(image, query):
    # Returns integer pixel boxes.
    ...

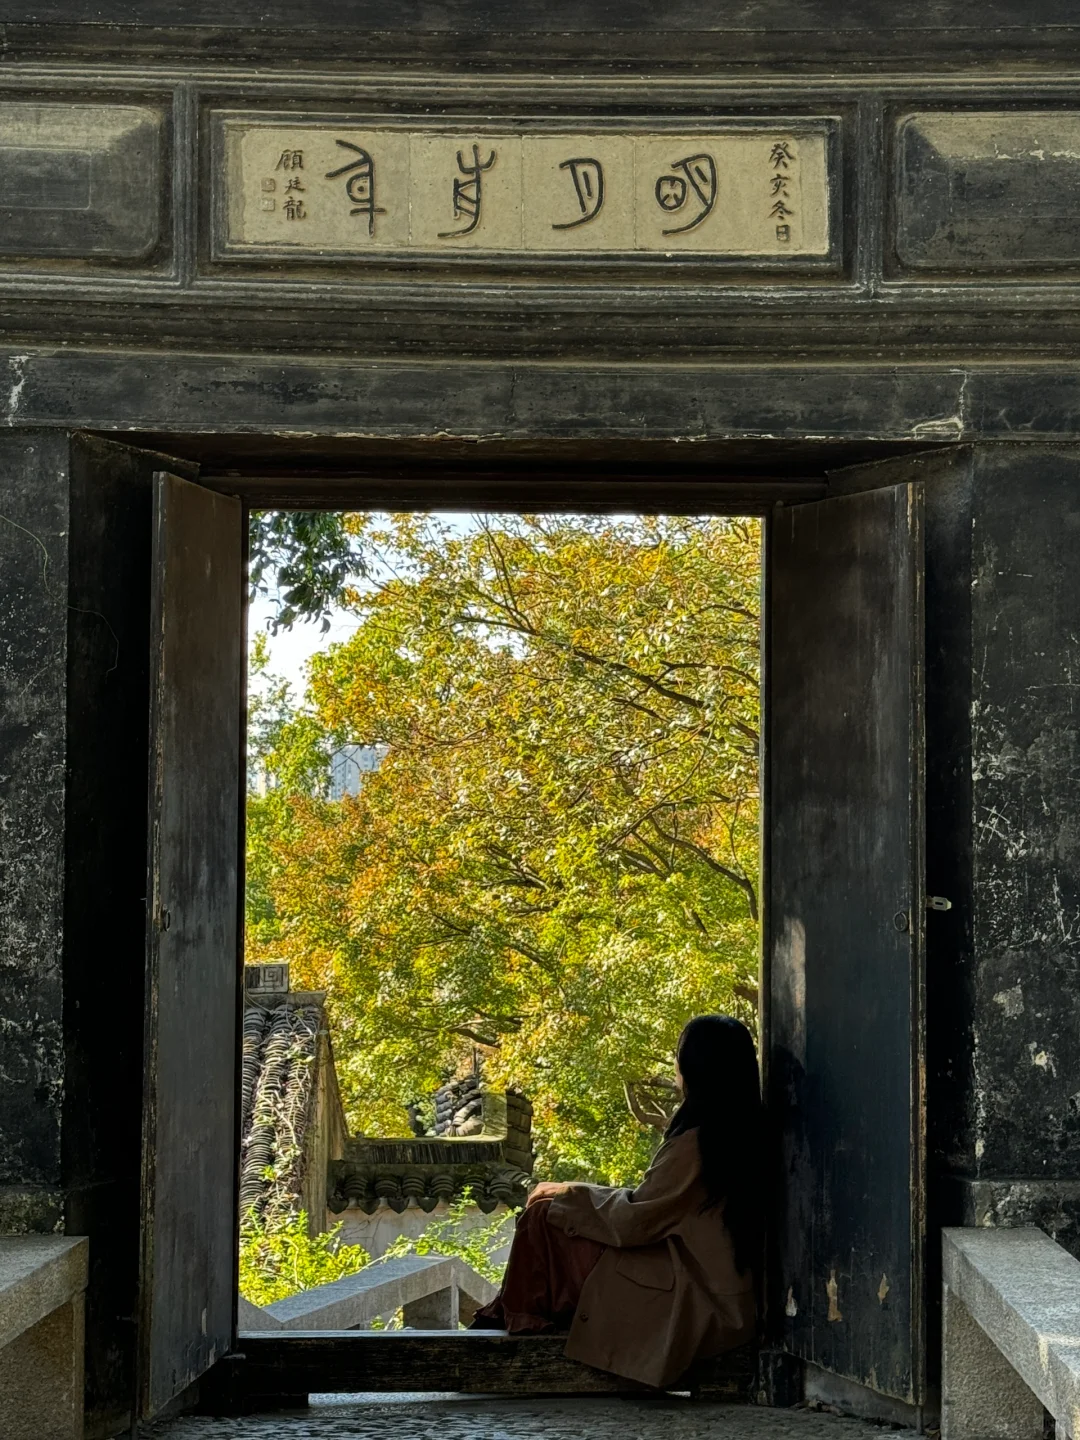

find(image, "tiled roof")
[431,1074,485,1136]
[327,1160,532,1215]
[239,975,536,1221]
[239,995,324,1220]
[330,1086,535,1214]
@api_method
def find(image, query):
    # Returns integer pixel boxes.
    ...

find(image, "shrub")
[382,1193,514,1286]
[238,1207,369,1306]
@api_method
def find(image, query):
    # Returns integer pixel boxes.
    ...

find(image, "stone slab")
[896,112,1080,271]
[251,1254,495,1330]
[0,1234,88,1351]
[941,1282,1044,1440]
[237,1296,280,1332]
[0,102,164,259]
[400,1284,459,1331]
[0,1292,85,1440]
[218,117,833,259]
[943,1227,1080,1436]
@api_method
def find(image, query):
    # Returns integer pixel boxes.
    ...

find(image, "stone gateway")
[0,3,1079,1436]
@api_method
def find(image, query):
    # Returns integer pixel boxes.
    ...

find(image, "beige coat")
[546,1127,755,1388]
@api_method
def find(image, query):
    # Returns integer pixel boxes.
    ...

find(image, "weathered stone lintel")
[1,350,1079,441]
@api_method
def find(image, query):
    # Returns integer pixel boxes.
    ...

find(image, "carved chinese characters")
[520,136,635,250]
[770,140,796,243]
[324,141,383,235]
[410,136,520,249]
[654,153,717,234]
[222,122,831,257]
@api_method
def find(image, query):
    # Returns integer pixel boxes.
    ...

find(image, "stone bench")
[0,1235,88,1440]
[237,1252,497,1332]
[942,1226,1080,1440]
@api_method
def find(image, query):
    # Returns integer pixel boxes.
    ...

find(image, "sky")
[248,510,481,698]
[248,592,356,696]
[247,509,652,699]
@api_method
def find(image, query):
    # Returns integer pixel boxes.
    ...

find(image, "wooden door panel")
[140,472,243,1418]
[766,479,925,1403]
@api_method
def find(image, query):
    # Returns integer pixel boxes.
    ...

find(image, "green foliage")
[237,1207,370,1307]
[247,513,761,1183]
[245,633,338,955]
[250,511,368,633]
[382,1194,513,1286]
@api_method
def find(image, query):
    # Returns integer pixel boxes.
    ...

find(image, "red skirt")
[471,1197,606,1333]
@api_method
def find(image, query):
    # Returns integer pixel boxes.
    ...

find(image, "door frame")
[131,442,947,1413]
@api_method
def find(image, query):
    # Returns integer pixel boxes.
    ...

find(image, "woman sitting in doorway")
[470,1013,763,1389]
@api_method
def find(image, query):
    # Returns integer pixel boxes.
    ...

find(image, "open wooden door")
[765,471,926,1406]
[139,472,244,1419]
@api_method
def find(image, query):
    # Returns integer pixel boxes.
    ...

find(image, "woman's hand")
[526,1181,573,1207]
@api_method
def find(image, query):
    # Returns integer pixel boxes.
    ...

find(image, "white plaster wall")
[330,1202,514,1262]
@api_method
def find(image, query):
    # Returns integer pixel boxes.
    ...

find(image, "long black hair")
[665,1014,765,1277]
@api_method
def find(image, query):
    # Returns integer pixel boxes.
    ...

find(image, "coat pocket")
[615,1245,675,1291]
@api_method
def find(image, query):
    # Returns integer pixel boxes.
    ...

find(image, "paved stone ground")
[149,1395,893,1440]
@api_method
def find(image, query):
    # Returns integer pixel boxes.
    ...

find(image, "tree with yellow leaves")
[247,512,761,1184]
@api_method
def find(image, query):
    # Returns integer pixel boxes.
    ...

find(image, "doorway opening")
[238,509,763,1324]
[126,437,944,1423]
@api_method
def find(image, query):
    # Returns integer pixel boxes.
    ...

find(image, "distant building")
[247,741,385,800]
[247,759,278,797]
[328,743,386,800]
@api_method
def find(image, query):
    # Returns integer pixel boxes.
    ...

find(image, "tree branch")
[644,815,759,921]
[448,1025,502,1048]
[624,1076,681,1132]
[455,610,708,712]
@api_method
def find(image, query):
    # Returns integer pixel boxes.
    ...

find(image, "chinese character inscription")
[553,157,605,230]
[655,153,717,235]
[260,148,307,216]
[769,140,797,243]
[325,140,384,236]
[225,123,831,258]
[439,145,498,238]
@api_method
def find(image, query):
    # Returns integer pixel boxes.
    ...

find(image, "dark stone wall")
[969,449,1080,1181]
[926,445,1080,1254]
[3,0,1080,70]
[0,430,71,1228]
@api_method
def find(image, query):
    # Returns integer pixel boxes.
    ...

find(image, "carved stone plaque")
[218,118,833,259]
[0,103,163,259]
[895,112,1080,271]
